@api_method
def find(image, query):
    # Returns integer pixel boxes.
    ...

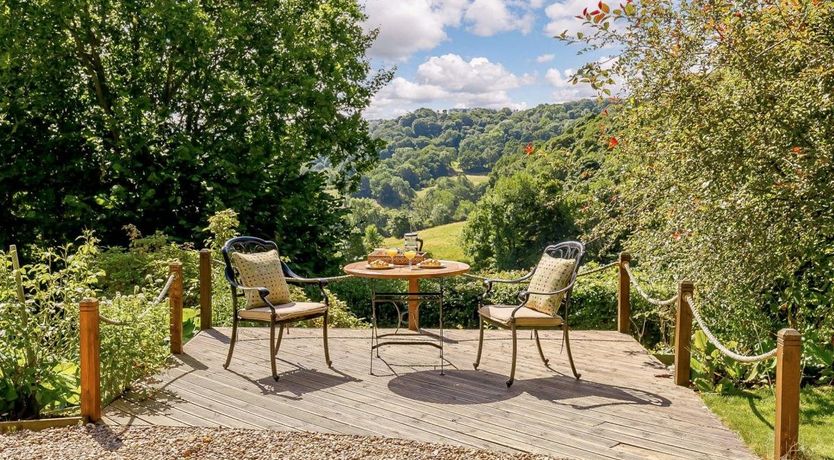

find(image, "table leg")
[408,278,420,331]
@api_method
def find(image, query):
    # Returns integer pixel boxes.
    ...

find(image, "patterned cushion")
[525,254,576,315]
[230,249,291,308]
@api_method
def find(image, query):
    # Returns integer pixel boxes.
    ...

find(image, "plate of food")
[417,258,445,269]
[365,259,394,270]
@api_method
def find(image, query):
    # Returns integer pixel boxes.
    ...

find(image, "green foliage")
[362,225,383,254]
[204,209,240,251]
[463,172,577,270]
[561,0,834,384]
[0,0,391,274]
[0,234,168,420]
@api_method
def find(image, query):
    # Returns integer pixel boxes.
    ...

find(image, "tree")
[562,0,834,347]
[0,0,391,272]
[462,172,576,269]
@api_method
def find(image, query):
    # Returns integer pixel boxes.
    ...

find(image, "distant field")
[464,174,489,186]
[383,221,468,262]
[413,174,489,199]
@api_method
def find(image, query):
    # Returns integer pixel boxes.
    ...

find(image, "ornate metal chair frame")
[473,241,585,387]
[221,236,337,381]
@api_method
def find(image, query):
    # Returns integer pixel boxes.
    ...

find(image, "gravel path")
[0,425,560,459]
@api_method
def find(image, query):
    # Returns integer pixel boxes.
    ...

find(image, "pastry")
[418,258,442,268]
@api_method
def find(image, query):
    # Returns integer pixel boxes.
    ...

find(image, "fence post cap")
[200,248,210,254]
[618,252,631,262]
[169,260,184,270]
[678,280,695,292]
[79,298,99,310]
[777,328,802,344]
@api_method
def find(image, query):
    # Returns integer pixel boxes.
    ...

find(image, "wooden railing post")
[674,280,694,386]
[169,262,184,354]
[775,328,801,459]
[79,298,101,423]
[10,245,25,302]
[617,252,631,334]
[199,249,212,331]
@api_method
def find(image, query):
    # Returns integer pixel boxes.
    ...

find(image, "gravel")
[0,425,560,460]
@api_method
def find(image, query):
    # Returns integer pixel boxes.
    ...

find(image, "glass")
[404,250,417,270]
[385,248,398,265]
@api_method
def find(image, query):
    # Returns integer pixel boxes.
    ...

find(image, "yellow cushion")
[231,249,291,308]
[238,302,326,322]
[479,305,563,327]
[526,254,576,315]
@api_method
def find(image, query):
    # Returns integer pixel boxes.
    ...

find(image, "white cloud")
[362,0,468,61]
[366,54,534,118]
[363,0,547,60]
[536,53,555,63]
[464,0,535,36]
[545,67,596,101]
[543,0,596,37]
[544,56,623,102]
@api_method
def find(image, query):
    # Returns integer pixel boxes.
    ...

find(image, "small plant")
[205,209,240,250]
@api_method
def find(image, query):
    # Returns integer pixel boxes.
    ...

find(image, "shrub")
[0,234,169,420]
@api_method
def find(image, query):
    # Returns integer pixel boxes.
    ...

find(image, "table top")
[343,260,470,280]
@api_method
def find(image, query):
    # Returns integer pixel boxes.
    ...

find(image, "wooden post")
[169,262,184,354]
[199,249,212,331]
[775,328,801,460]
[674,280,695,386]
[79,298,101,423]
[10,245,25,303]
[408,278,420,331]
[617,252,631,334]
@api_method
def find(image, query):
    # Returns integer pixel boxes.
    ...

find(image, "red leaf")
[608,136,619,149]
[524,143,535,156]
[590,9,600,15]
[582,7,588,15]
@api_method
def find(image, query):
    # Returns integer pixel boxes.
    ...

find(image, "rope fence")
[622,263,678,307]
[576,261,618,277]
[684,294,778,363]
[98,273,177,327]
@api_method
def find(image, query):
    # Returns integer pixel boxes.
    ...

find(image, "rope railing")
[99,273,177,327]
[576,261,618,277]
[622,263,678,307]
[684,294,778,363]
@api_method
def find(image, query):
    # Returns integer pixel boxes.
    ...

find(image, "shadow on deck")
[103,328,755,460]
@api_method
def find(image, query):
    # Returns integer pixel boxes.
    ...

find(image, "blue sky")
[361,0,611,119]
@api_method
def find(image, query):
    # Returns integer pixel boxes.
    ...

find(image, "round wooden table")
[343,260,470,331]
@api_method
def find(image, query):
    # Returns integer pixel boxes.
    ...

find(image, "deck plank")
[103,328,756,460]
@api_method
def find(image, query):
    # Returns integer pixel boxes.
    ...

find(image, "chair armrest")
[284,274,352,286]
[233,285,276,314]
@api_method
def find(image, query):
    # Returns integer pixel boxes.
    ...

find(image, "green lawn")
[383,221,468,262]
[464,174,489,186]
[702,386,834,459]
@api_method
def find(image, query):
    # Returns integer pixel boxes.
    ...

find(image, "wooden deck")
[104,328,756,459]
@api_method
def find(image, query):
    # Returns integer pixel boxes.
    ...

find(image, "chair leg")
[507,322,517,387]
[275,323,284,354]
[323,312,333,367]
[473,316,485,369]
[269,319,279,381]
[563,325,581,380]
[223,315,239,369]
[534,330,550,366]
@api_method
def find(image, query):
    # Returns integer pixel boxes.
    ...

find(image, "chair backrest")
[404,232,423,252]
[540,240,585,300]
[221,236,280,290]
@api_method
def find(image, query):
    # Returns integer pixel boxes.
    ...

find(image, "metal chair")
[221,236,336,380]
[473,241,585,387]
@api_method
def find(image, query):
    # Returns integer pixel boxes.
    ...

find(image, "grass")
[383,221,468,262]
[702,386,834,459]
[464,174,489,186]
